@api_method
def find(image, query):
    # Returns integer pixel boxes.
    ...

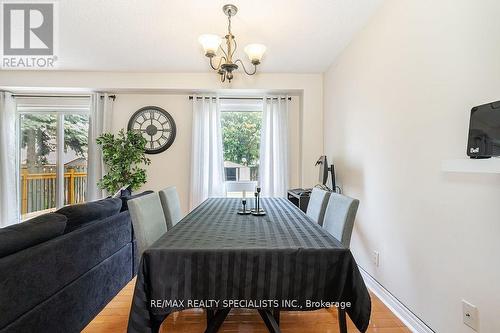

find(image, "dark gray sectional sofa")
[0,195,144,333]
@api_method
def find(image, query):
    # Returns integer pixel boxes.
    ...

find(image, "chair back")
[159,186,182,230]
[323,193,359,248]
[306,188,331,225]
[128,192,167,256]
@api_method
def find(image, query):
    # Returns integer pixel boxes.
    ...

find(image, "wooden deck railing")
[21,169,87,215]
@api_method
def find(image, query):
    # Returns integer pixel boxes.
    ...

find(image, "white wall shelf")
[441,158,500,174]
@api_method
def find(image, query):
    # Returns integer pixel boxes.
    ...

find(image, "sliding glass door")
[62,114,90,205]
[20,114,58,218]
[18,98,90,220]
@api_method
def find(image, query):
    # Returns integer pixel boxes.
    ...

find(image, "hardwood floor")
[82,279,411,333]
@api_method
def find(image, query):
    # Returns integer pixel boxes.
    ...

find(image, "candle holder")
[237,198,251,215]
[251,187,266,216]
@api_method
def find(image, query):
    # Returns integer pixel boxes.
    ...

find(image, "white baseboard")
[358,266,435,333]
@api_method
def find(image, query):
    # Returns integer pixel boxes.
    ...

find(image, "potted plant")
[96,129,151,194]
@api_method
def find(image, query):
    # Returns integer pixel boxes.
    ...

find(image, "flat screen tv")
[467,101,500,158]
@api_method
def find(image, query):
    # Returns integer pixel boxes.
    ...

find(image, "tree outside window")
[220,111,261,182]
[20,113,89,220]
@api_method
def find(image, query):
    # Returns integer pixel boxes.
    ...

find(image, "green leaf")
[96,129,150,193]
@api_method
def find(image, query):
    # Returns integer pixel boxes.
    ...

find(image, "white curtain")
[87,93,114,201]
[259,96,289,197]
[190,95,226,209]
[0,92,19,227]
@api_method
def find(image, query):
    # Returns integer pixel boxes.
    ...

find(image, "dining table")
[127,197,371,333]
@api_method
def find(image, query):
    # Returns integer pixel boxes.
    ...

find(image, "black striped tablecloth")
[127,198,371,332]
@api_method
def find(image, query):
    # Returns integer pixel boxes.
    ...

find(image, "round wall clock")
[127,106,177,154]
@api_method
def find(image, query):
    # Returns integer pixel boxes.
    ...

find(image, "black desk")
[287,189,311,213]
[127,198,371,333]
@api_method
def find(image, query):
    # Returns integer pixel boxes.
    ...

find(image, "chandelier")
[198,4,266,83]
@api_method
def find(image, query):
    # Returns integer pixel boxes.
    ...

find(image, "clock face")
[127,106,177,154]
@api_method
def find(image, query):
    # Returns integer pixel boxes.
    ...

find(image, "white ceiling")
[54,0,382,72]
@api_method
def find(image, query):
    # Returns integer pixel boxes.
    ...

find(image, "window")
[220,100,262,197]
[225,167,237,181]
[18,97,90,220]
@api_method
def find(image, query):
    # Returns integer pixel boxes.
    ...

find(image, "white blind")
[219,98,263,112]
[15,96,91,112]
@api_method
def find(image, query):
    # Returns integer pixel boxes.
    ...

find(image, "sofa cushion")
[0,213,67,258]
[120,190,154,212]
[56,198,122,233]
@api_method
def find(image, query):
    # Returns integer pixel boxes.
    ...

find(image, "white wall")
[112,93,301,215]
[112,94,192,214]
[324,1,500,332]
[0,72,323,188]
[0,72,315,214]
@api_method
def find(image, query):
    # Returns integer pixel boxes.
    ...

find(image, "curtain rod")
[188,96,291,101]
[100,95,116,100]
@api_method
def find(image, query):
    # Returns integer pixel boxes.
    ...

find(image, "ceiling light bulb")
[198,34,222,57]
[244,44,266,64]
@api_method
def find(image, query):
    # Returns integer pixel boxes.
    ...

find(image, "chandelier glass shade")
[198,4,266,82]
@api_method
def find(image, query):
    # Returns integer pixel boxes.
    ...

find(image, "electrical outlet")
[462,300,479,331]
[371,250,379,267]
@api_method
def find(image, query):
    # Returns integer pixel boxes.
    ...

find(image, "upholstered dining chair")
[322,193,359,248]
[128,192,168,256]
[306,188,331,226]
[159,186,182,230]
